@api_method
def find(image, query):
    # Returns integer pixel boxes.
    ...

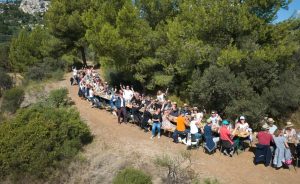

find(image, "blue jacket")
[255,144,272,166]
[115,97,126,109]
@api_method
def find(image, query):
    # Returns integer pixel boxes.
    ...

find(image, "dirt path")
[65,75,299,184]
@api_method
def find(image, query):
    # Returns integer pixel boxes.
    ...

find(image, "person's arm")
[120,84,124,90]
[165,87,169,96]
[284,139,290,149]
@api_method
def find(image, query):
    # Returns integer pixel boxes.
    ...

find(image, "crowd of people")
[71,66,300,170]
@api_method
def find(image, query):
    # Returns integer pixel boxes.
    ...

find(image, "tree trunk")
[80,47,87,67]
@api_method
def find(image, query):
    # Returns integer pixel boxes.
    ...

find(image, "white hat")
[267,118,275,123]
[285,121,294,128]
[262,124,269,130]
[240,116,245,120]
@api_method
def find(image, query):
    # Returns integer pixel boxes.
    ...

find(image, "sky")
[274,0,300,23]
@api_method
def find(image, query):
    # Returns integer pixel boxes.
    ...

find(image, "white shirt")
[195,112,203,122]
[269,125,277,134]
[89,89,94,98]
[237,122,249,131]
[123,89,133,101]
[120,97,124,107]
[210,116,220,126]
[72,68,77,76]
[190,120,199,134]
[157,94,165,103]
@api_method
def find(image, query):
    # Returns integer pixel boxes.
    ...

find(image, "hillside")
[63,74,299,184]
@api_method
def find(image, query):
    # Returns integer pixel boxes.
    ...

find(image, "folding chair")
[186,134,201,150]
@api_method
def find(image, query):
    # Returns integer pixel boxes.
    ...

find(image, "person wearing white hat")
[283,121,297,142]
[254,124,273,166]
[267,118,277,135]
[235,116,249,132]
[256,124,273,146]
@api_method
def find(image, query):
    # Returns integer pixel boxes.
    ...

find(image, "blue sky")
[275,0,300,23]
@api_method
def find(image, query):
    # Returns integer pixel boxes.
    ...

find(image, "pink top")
[220,126,233,145]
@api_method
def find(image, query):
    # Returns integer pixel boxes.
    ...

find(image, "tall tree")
[46,0,91,66]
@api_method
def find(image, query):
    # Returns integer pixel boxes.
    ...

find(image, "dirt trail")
[65,75,299,184]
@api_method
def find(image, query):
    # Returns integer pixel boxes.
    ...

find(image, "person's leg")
[157,123,161,138]
[117,108,122,124]
[122,107,127,123]
[194,133,201,140]
[151,123,157,138]
[173,130,179,143]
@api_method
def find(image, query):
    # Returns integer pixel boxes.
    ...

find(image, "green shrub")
[113,168,152,184]
[48,88,69,108]
[25,66,46,81]
[50,69,64,81]
[0,106,92,179]
[0,71,13,97]
[203,178,220,184]
[1,87,24,114]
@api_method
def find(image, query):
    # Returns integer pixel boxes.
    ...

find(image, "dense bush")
[47,88,70,108]
[25,65,46,81]
[113,168,152,184]
[0,87,24,114]
[0,71,13,97]
[25,57,66,81]
[0,105,92,179]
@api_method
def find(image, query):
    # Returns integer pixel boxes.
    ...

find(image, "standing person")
[257,124,273,146]
[151,108,162,139]
[255,124,273,166]
[116,93,127,124]
[273,129,292,169]
[283,121,297,142]
[267,118,277,135]
[121,85,134,104]
[156,89,167,103]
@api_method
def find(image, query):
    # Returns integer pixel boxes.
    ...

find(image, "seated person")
[273,129,292,168]
[209,111,222,129]
[203,119,217,152]
[220,120,236,156]
[235,116,249,132]
[173,112,189,143]
[181,103,191,116]
[161,110,176,131]
[141,102,153,131]
[191,107,203,123]
[235,116,252,148]
[161,99,172,111]
[130,96,143,124]
[189,117,202,141]
[169,102,179,117]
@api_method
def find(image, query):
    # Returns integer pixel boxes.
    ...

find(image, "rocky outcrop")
[19,0,50,15]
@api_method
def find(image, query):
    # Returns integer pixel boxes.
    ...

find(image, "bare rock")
[19,0,50,15]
